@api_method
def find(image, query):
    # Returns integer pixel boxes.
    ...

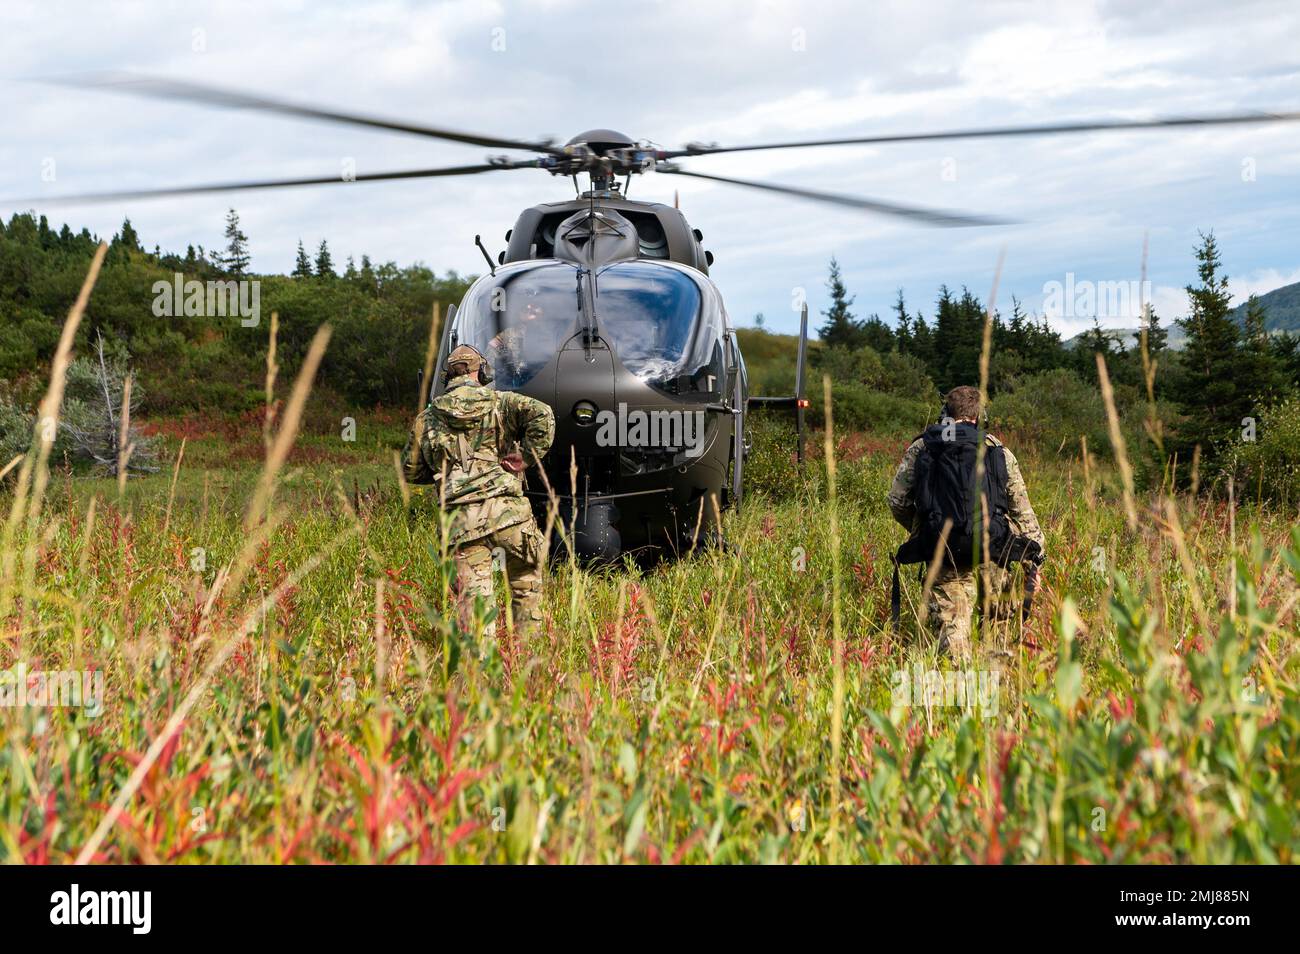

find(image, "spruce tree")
[221,208,250,275]
[117,217,141,252]
[1134,304,1168,356]
[860,314,896,353]
[893,290,913,353]
[1237,294,1285,407]
[1079,317,1115,383]
[1175,231,1246,459]
[818,257,861,349]
[293,240,313,278]
[932,285,957,387]
[1007,297,1031,355]
[908,310,935,366]
[933,287,985,391]
[315,239,334,278]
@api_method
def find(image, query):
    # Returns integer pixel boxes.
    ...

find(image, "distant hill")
[1228,280,1300,332]
[735,327,821,396]
[1066,324,1188,352]
[1065,279,1300,351]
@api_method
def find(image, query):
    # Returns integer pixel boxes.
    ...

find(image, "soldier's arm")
[1003,446,1045,557]
[501,392,555,466]
[886,439,923,528]
[401,410,435,485]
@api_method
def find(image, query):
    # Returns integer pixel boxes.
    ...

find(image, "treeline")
[0,209,472,413]
[804,237,1300,502]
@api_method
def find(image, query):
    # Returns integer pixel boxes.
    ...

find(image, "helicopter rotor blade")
[48,72,566,156]
[656,167,1012,227]
[1,161,535,206]
[661,109,1300,157]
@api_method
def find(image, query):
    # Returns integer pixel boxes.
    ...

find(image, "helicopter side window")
[594,262,724,397]
[453,263,582,389]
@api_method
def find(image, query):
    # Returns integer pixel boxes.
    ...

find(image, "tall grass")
[1,255,1296,864]
[0,408,1295,863]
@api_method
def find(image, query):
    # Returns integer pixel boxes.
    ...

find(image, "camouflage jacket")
[487,327,525,373]
[887,431,1045,559]
[402,374,555,546]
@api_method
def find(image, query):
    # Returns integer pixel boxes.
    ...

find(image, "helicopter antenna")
[588,189,597,301]
[473,234,497,276]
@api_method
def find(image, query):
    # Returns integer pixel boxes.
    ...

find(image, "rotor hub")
[566,129,635,155]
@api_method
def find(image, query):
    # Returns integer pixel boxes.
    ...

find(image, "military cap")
[447,345,486,375]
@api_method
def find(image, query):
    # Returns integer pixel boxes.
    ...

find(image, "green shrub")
[815,345,937,403]
[1223,396,1300,505]
[815,383,931,437]
[0,399,80,472]
[734,327,821,397]
[741,413,817,502]
[990,367,1110,455]
[0,399,33,467]
[882,353,937,404]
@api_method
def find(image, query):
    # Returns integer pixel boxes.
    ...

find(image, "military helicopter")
[16,74,1300,560]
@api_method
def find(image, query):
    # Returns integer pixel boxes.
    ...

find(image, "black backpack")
[891,422,1043,625]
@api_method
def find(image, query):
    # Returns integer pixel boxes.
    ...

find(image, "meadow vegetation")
[2,391,1296,863]
[0,220,1297,865]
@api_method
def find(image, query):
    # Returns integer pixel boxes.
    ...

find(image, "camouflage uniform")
[887,432,1044,658]
[487,326,525,379]
[488,322,558,387]
[403,359,555,640]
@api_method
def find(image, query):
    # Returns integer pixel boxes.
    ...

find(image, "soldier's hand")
[501,451,526,474]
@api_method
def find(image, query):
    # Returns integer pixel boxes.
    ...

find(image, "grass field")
[2,388,1297,864]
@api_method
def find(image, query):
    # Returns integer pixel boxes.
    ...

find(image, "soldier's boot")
[454,542,498,643]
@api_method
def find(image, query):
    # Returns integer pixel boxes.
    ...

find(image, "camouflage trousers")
[927,565,1019,660]
[453,519,545,641]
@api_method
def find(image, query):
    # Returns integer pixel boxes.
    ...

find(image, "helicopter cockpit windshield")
[453,259,724,396]
[594,261,724,397]
[454,263,582,389]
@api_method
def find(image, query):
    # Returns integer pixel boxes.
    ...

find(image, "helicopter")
[435,177,808,560]
[13,73,1300,560]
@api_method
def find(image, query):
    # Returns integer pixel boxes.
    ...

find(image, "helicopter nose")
[553,340,615,457]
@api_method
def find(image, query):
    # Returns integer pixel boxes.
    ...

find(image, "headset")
[444,346,495,386]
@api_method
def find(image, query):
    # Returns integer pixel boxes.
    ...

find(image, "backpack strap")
[983,440,1010,515]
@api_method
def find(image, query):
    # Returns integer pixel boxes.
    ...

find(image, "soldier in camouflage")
[887,386,1045,659]
[403,345,555,640]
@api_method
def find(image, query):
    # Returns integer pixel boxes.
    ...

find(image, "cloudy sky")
[2,0,1298,337]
